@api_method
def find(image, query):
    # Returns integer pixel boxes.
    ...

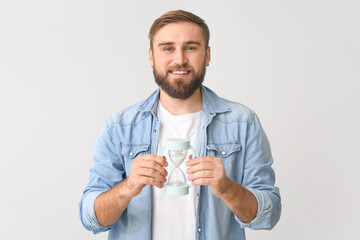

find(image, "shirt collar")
[200,85,231,116]
[136,88,160,117]
[136,85,231,117]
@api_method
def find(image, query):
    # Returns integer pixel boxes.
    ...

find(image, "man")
[79,10,281,240]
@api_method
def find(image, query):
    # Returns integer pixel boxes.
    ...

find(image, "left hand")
[186,155,232,198]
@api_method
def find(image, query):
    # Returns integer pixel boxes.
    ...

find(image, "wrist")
[216,177,236,199]
[116,178,135,200]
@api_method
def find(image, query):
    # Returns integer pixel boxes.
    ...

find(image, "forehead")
[153,22,205,46]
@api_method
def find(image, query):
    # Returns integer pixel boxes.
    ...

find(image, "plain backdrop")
[1,0,359,239]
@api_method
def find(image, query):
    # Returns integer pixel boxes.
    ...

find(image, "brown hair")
[149,10,210,49]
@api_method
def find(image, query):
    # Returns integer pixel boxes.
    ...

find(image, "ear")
[205,46,211,66]
[148,48,154,68]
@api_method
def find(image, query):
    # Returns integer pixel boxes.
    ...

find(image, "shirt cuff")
[79,191,111,234]
[235,188,273,229]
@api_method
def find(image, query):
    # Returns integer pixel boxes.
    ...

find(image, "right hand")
[125,154,168,197]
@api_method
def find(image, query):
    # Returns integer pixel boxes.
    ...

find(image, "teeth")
[172,71,188,75]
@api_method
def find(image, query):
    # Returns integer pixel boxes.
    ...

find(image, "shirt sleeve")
[235,112,281,230]
[79,191,110,234]
[79,118,125,234]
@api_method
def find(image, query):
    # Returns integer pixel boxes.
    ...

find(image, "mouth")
[169,70,191,76]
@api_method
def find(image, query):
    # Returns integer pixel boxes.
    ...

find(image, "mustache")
[167,64,192,71]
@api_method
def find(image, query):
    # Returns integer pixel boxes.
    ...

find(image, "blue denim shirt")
[79,86,281,240]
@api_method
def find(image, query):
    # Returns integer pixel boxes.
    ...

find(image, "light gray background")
[1,0,359,239]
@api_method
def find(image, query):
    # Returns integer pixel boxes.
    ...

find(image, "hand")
[186,155,231,198]
[125,154,168,197]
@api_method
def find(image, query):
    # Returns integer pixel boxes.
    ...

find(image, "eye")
[186,46,197,51]
[163,47,173,52]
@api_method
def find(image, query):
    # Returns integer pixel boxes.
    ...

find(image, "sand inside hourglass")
[169,151,186,166]
[168,167,186,186]
[163,139,192,195]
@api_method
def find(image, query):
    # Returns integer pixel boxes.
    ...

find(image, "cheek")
[155,56,172,69]
[192,57,206,70]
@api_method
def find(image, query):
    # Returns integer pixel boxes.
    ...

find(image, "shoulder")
[202,86,255,124]
[216,97,255,124]
[104,89,159,128]
[106,100,151,128]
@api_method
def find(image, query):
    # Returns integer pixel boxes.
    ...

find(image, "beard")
[153,61,206,100]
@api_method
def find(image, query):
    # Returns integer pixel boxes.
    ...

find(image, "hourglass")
[161,138,195,196]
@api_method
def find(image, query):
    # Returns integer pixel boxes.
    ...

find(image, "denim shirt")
[79,86,281,240]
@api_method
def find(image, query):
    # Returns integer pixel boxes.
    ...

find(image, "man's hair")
[149,10,210,49]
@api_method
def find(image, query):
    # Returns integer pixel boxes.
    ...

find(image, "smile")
[169,70,191,75]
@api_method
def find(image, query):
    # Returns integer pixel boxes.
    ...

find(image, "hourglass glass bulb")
[168,168,186,186]
[162,138,193,196]
[169,150,186,166]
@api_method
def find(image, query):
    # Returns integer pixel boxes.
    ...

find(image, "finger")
[139,159,168,177]
[186,162,215,174]
[187,170,214,181]
[189,154,193,160]
[139,168,167,183]
[191,178,211,186]
[186,156,213,166]
[140,176,164,189]
[141,154,168,167]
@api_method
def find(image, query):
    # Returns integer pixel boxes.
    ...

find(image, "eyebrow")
[184,41,201,45]
[157,42,174,47]
[157,41,202,47]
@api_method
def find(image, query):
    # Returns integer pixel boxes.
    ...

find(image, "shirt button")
[221,151,226,155]
[129,152,134,156]
[197,227,202,232]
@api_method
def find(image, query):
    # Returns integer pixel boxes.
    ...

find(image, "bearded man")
[79,10,281,240]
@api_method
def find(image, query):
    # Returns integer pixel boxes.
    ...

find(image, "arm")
[93,179,133,227]
[186,156,257,222]
[94,155,168,227]
[79,119,168,232]
[240,113,281,229]
[220,180,258,223]
[187,113,281,229]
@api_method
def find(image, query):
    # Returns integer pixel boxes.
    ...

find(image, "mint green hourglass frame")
[160,138,195,196]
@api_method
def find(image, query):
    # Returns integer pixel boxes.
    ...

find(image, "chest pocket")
[207,143,241,157]
[121,144,150,175]
[206,143,242,175]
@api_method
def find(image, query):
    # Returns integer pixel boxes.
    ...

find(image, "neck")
[159,88,203,115]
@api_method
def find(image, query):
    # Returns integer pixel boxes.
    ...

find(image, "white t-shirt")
[152,102,200,240]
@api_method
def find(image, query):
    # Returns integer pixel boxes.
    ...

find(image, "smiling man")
[79,10,281,240]
[150,21,209,102]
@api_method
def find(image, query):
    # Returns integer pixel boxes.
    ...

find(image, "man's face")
[149,22,211,100]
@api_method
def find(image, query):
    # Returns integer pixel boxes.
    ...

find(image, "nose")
[173,49,187,66]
